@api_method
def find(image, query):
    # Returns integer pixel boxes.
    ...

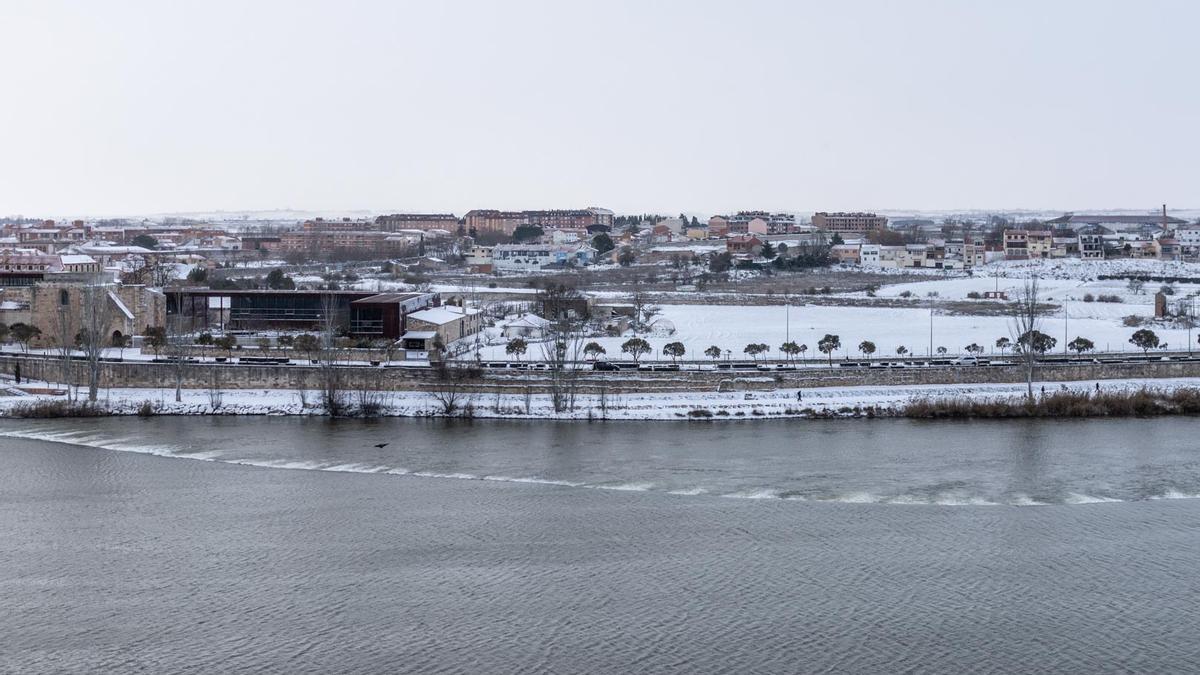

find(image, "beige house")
[399,305,483,358]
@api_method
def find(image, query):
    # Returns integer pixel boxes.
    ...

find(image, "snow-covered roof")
[107,290,134,320]
[59,254,96,265]
[407,306,481,325]
[79,244,154,254]
[400,330,437,340]
[503,313,551,329]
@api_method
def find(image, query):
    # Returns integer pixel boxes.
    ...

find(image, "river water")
[3,417,1200,672]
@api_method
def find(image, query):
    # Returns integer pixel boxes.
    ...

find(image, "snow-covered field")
[453,259,1200,361]
[471,301,1191,362]
[4,377,1200,420]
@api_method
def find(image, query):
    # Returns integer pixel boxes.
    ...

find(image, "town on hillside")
[2,205,1200,399]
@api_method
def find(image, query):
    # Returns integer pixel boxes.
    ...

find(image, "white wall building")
[492,243,596,272]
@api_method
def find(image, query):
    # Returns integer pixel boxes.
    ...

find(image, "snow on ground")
[3,377,1199,420]
[469,302,1193,362]
[994,257,1200,281]
[861,272,1197,306]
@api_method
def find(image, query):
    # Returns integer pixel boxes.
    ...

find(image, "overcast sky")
[2,0,1196,218]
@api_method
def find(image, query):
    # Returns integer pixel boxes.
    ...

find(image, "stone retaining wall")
[4,355,1200,396]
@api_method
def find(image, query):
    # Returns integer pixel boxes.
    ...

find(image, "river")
[3,417,1200,672]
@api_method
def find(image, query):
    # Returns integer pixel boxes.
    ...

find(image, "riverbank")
[6,376,1200,420]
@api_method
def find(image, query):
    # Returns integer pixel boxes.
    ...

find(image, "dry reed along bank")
[903,388,1200,419]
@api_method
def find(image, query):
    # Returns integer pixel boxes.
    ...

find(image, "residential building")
[400,304,484,357]
[878,245,908,268]
[831,244,860,264]
[277,230,413,256]
[859,244,881,266]
[375,213,459,232]
[492,242,596,272]
[1003,230,1054,260]
[707,217,730,238]
[0,251,105,288]
[656,217,686,236]
[465,208,613,235]
[465,210,526,235]
[1173,225,1200,257]
[1078,225,1106,259]
[465,245,494,273]
[1156,238,1180,261]
[501,313,551,339]
[811,212,889,235]
[726,235,763,256]
[550,228,586,244]
[302,218,376,232]
[710,211,797,235]
[726,211,797,235]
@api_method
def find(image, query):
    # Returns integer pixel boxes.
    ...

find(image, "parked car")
[593,361,619,371]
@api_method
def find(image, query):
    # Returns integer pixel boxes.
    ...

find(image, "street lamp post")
[928,297,934,358]
[1189,297,1195,356]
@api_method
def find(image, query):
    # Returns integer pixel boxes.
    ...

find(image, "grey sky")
[2,0,1196,217]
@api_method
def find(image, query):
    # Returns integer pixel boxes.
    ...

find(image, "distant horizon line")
[5,204,1199,222]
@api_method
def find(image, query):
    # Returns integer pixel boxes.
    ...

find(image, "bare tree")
[164,334,188,404]
[293,369,310,410]
[427,362,478,416]
[79,285,113,402]
[355,367,390,417]
[207,367,224,412]
[1009,277,1046,401]
[539,285,586,412]
[54,300,74,399]
[319,292,347,416]
[629,291,661,333]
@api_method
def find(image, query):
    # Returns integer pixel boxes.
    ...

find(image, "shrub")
[1097,295,1122,303]
[966,291,982,300]
[6,400,105,418]
[901,388,1200,419]
[1082,293,1095,303]
[136,400,156,417]
[899,290,913,298]
[687,409,714,418]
